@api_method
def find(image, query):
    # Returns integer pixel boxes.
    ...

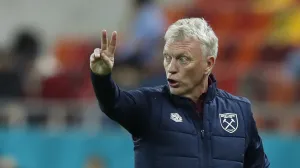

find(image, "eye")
[178,56,189,64]
[164,55,172,62]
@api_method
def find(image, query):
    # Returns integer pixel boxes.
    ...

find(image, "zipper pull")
[201,130,205,139]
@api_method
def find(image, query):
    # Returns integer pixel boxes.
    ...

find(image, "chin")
[169,87,184,96]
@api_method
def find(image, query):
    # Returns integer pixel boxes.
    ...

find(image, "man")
[90,18,270,168]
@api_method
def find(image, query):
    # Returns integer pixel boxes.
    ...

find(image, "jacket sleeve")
[244,104,270,168]
[90,71,151,135]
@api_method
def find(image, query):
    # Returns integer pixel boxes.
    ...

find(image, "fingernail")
[94,48,100,56]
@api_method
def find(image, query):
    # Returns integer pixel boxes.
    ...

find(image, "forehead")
[163,39,201,56]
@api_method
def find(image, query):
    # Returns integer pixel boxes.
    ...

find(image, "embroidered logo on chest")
[219,113,238,133]
[170,113,183,123]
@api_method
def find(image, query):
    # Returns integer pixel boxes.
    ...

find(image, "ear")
[205,56,216,75]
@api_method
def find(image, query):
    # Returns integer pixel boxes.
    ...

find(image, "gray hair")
[164,18,218,58]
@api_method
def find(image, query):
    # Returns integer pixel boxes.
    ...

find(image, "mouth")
[167,79,179,88]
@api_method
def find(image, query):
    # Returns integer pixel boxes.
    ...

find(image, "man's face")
[163,38,211,97]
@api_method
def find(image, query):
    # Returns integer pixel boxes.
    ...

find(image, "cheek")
[163,61,168,70]
[182,66,205,84]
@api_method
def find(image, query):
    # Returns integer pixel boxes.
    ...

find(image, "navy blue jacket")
[91,72,270,168]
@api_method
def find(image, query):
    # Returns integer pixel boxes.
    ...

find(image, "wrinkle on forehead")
[163,39,201,56]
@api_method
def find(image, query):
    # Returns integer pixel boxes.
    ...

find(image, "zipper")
[203,103,212,168]
[192,101,208,168]
[198,112,206,168]
[193,110,204,168]
[201,122,206,168]
[201,130,205,139]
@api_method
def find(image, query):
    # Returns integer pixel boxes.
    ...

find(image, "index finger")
[108,31,117,54]
[101,30,108,50]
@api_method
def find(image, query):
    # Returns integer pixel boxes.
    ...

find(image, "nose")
[167,60,178,74]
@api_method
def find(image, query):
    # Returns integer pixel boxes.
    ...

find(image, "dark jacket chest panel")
[147,94,247,166]
[209,97,247,163]
[210,97,246,137]
[159,101,197,135]
[148,97,200,158]
[155,130,199,157]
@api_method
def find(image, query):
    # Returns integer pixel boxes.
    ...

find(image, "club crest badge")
[219,113,238,133]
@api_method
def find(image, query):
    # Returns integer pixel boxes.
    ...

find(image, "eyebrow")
[163,52,188,57]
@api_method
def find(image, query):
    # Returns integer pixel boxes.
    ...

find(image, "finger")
[101,52,112,64]
[101,30,108,50]
[108,31,117,54]
[94,48,101,58]
[90,53,95,62]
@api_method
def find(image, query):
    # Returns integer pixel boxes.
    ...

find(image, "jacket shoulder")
[216,89,251,105]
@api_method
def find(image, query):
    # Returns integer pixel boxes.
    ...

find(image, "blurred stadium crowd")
[0,0,300,167]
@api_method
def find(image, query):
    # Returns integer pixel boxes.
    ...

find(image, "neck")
[188,76,209,103]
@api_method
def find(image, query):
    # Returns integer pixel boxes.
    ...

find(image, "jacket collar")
[164,74,217,109]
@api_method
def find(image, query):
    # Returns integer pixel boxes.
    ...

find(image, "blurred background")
[0,0,299,167]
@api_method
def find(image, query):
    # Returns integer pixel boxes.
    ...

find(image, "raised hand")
[90,30,117,75]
